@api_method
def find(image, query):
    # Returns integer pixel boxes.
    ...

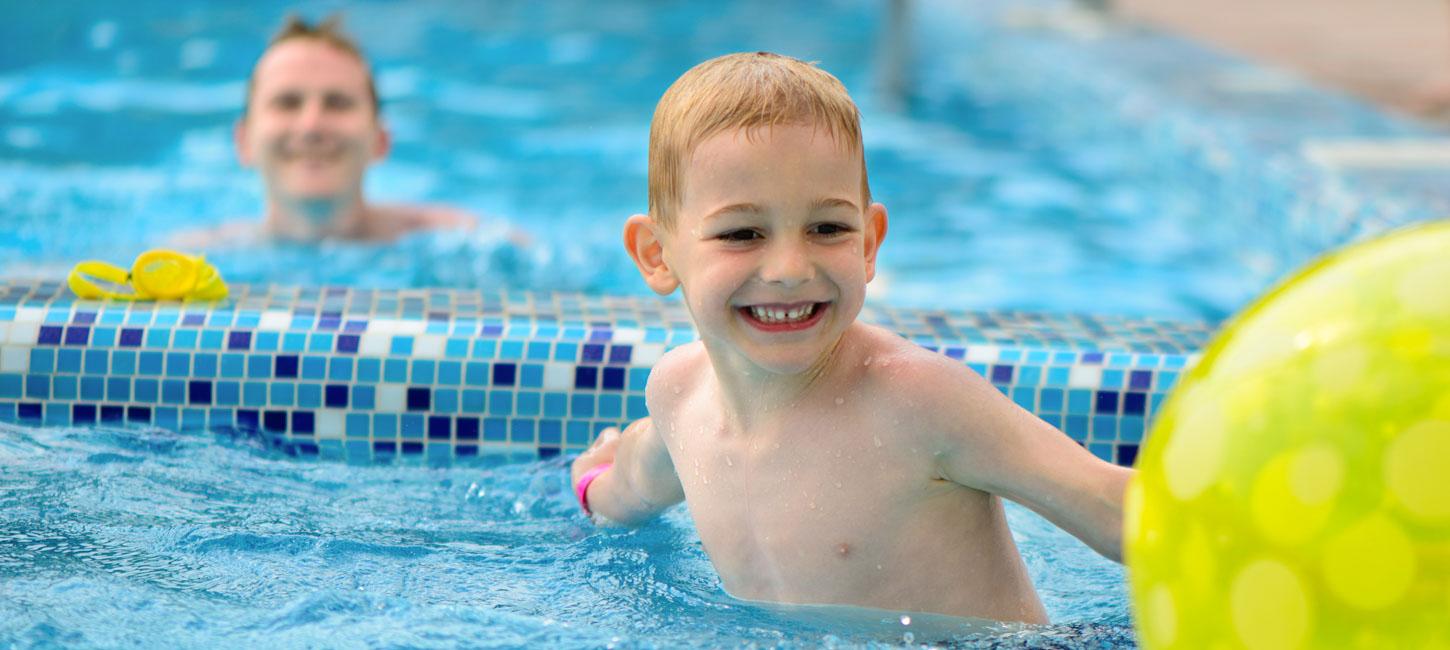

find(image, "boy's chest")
[668,418,944,598]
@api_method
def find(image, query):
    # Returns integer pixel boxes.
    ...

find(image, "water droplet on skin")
[900,615,912,626]
[873,435,883,448]
[808,501,817,510]
[880,358,891,367]
[834,481,843,489]
[863,356,873,366]
[876,564,883,571]
[725,456,733,467]
[672,385,681,395]
[834,397,844,405]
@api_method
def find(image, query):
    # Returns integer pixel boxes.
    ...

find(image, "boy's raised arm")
[922,356,1132,562]
[570,416,685,525]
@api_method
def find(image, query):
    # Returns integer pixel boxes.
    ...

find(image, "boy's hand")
[571,426,622,489]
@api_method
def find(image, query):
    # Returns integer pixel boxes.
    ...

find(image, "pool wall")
[2,1,1445,465]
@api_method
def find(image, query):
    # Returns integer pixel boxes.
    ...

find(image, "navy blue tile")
[64,326,90,346]
[401,441,424,455]
[263,410,288,432]
[72,404,97,424]
[539,446,560,459]
[37,326,63,346]
[588,329,611,342]
[373,441,397,454]
[294,442,319,455]
[1129,370,1153,390]
[182,314,206,327]
[1117,444,1140,467]
[228,330,252,350]
[100,405,125,423]
[344,320,367,332]
[318,317,341,330]
[1081,352,1104,365]
[990,365,1014,384]
[1095,391,1119,414]
[574,366,598,390]
[73,312,97,324]
[127,406,151,424]
[188,381,212,405]
[237,409,260,431]
[119,328,144,347]
[492,363,516,387]
[275,355,299,378]
[324,384,348,408]
[608,346,632,365]
[336,335,360,354]
[602,367,625,391]
[427,416,450,439]
[481,324,504,337]
[456,417,480,440]
[292,411,314,435]
[1123,392,1146,415]
[457,445,478,457]
[581,344,606,363]
[407,387,431,411]
[18,403,42,422]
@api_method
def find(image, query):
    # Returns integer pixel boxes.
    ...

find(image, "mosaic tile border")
[0,281,1213,467]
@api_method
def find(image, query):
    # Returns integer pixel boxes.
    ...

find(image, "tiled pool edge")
[0,281,1213,466]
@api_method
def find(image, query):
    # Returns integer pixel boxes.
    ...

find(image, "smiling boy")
[570,52,1130,624]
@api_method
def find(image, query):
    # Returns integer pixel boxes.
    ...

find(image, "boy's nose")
[759,240,814,288]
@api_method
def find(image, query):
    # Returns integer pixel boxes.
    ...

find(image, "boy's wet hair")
[243,14,380,117]
[648,52,870,230]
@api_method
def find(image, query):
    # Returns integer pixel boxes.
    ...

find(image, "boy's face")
[644,124,886,375]
[236,39,388,202]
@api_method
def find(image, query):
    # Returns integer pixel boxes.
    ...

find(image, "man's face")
[659,124,886,375]
[236,39,387,202]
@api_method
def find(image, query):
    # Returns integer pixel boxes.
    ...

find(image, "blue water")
[0,0,1263,322]
[0,423,1133,648]
[0,0,1271,646]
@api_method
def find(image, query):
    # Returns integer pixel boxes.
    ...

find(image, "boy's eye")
[717,229,762,242]
[812,223,852,236]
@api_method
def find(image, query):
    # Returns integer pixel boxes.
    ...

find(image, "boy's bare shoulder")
[850,323,1000,438]
[643,341,709,409]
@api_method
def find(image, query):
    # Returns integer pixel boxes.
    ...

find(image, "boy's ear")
[234,119,254,167]
[863,202,888,282]
[623,214,679,295]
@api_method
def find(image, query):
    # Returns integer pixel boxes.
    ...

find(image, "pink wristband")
[575,462,612,515]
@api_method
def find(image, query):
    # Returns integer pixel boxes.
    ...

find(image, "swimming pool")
[2,0,1446,647]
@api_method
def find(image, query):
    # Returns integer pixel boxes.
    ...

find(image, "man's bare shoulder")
[165,220,267,249]
[367,203,479,239]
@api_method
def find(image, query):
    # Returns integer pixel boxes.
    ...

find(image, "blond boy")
[570,52,1130,624]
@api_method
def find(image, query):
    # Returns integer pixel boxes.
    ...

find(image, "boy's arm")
[922,357,1131,562]
[569,416,685,525]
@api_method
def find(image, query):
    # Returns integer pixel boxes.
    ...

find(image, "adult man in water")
[176,15,479,244]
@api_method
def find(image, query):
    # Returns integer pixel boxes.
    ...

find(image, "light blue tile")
[270,383,295,407]
[356,358,380,383]
[329,357,354,381]
[243,382,267,407]
[433,389,459,414]
[199,329,224,350]
[254,331,279,351]
[283,333,307,352]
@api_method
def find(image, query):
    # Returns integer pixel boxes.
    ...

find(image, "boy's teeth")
[748,303,816,324]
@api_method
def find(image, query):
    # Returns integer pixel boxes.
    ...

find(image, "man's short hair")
[647,52,869,230]
[243,14,380,116]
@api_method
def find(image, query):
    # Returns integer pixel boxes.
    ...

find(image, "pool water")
[0,0,1264,322]
[0,422,1133,648]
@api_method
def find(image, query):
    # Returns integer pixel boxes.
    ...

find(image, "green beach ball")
[1126,219,1450,650]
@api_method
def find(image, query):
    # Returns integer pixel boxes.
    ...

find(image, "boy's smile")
[637,124,887,376]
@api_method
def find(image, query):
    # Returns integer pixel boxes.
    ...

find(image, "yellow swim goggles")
[68,249,229,301]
